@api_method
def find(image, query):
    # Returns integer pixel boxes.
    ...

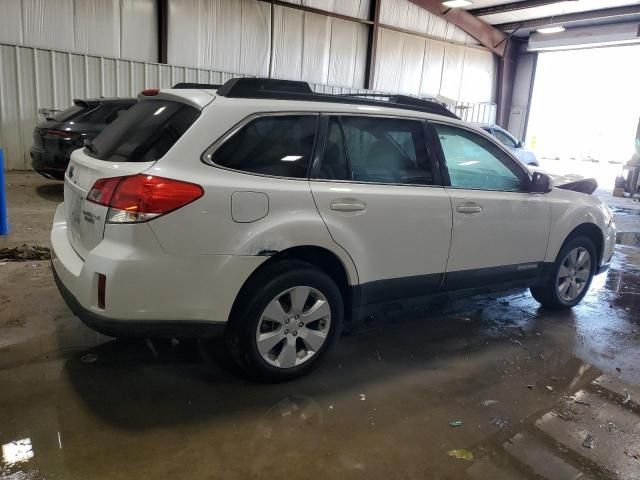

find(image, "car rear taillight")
[87,174,204,223]
[38,128,83,144]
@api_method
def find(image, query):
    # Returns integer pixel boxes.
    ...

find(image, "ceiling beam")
[468,0,576,17]
[496,4,640,31]
[406,0,509,56]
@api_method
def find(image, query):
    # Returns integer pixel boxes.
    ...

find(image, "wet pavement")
[1,173,640,479]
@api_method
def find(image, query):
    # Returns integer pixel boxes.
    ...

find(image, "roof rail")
[215,77,459,119]
[172,82,222,90]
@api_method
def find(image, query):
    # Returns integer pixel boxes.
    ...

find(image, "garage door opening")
[526,44,640,189]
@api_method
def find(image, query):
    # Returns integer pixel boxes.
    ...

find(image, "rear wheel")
[530,236,596,309]
[226,260,343,382]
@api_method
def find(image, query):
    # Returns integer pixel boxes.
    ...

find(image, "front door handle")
[330,198,367,212]
[456,203,483,214]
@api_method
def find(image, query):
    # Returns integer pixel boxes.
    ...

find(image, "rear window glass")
[210,115,317,178]
[51,105,85,122]
[87,100,199,162]
[79,104,133,125]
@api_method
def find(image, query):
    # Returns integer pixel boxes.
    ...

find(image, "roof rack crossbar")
[215,77,459,119]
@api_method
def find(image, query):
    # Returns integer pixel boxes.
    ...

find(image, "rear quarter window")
[209,115,317,178]
[87,100,199,162]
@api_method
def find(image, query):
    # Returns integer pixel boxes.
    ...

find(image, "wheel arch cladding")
[231,246,353,324]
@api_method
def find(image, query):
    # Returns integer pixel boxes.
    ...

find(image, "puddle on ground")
[616,232,640,247]
[611,206,640,217]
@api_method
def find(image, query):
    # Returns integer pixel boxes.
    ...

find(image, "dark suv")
[31,98,136,179]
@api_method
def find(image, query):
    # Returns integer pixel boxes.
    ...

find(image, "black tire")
[226,259,343,382]
[530,235,597,309]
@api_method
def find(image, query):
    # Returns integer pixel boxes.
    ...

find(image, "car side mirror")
[529,171,552,193]
[516,140,524,148]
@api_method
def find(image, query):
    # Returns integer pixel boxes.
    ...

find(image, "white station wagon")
[51,78,616,381]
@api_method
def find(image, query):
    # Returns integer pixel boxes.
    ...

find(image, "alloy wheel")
[557,247,591,302]
[256,286,331,369]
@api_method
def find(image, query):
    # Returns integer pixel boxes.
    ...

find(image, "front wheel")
[226,260,343,382]
[530,236,597,309]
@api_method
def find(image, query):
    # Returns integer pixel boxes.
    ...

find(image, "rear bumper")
[52,265,226,338]
[51,203,267,338]
[31,148,69,180]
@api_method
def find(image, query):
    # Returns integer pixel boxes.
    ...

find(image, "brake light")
[87,174,204,223]
[141,88,160,96]
[39,128,82,143]
[86,177,121,206]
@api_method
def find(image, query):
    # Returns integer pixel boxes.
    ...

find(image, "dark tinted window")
[211,115,317,178]
[339,116,433,184]
[51,105,85,122]
[87,100,199,162]
[434,124,525,191]
[313,118,350,180]
[80,103,133,125]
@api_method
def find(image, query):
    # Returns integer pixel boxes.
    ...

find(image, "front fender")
[544,188,611,263]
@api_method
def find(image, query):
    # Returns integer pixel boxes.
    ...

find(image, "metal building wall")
[373,0,496,102]
[0,0,158,62]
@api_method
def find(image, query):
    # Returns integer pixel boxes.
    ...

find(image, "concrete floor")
[1,172,640,480]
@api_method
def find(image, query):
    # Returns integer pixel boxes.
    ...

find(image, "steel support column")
[157,0,168,64]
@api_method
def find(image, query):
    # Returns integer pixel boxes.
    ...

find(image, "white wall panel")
[272,6,366,88]
[121,0,157,61]
[302,13,331,84]
[459,47,496,103]
[0,0,23,44]
[74,0,120,58]
[0,0,157,62]
[327,19,367,88]
[419,39,444,97]
[272,5,304,80]
[168,0,270,76]
[22,0,75,51]
[440,43,465,101]
[380,0,478,45]
[281,0,370,19]
[167,0,201,67]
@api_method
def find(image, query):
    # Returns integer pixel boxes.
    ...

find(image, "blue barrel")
[0,148,8,235]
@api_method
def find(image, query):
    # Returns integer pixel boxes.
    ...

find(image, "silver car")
[477,123,539,167]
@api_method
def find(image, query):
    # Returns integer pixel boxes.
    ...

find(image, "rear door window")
[325,116,434,185]
[87,100,199,162]
[210,115,318,178]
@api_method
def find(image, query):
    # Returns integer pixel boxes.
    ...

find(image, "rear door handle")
[330,199,367,212]
[456,203,483,214]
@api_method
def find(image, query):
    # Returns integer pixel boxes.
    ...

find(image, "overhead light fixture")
[536,26,566,34]
[442,0,472,8]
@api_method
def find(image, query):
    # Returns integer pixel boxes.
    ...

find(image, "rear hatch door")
[64,150,153,259]
[63,94,206,259]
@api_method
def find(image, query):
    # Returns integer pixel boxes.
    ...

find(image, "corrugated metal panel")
[23,0,75,51]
